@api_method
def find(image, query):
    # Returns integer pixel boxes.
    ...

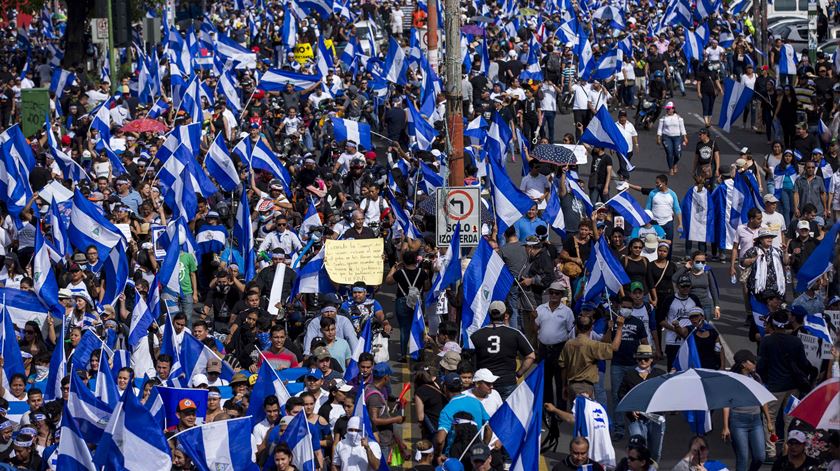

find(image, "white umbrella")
[616,368,776,413]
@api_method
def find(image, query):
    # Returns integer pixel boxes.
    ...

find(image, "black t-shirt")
[562,236,593,263]
[394,267,429,299]
[695,140,719,166]
[770,455,821,471]
[589,153,613,188]
[611,315,648,366]
[470,324,534,387]
[522,98,539,123]
[696,70,718,96]
[415,383,446,430]
[647,53,666,72]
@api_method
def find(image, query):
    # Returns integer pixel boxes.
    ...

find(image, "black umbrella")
[531,144,577,165]
[416,193,493,222]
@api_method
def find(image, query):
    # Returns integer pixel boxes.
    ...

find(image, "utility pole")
[443,0,464,186]
[427,0,439,73]
[106,0,118,93]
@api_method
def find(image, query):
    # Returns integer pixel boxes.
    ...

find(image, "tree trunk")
[62,0,94,69]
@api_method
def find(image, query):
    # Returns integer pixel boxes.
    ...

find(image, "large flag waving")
[489,362,544,471]
[461,238,515,346]
[582,235,630,303]
[173,416,257,471]
[94,387,171,470]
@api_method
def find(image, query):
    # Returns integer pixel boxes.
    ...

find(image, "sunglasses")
[548,290,563,295]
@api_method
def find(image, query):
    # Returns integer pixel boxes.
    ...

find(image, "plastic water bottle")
[785,267,792,284]
[730,274,737,285]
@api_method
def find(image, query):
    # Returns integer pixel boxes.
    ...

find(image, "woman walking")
[722,350,772,471]
[656,101,688,176]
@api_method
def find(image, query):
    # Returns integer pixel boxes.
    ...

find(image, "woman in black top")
[622,238,649,293]
[646,242,676,307]
[696,62,723,128]
[774,86,799,149]
[413,369,447,442]
[687,308,723,371]
[385,250,431,362]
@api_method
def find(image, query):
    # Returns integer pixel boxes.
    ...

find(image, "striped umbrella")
[616,368,776,413]
[789,377,840,430]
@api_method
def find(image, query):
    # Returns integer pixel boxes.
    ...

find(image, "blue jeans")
[629,416,666,462]
[779,189,794,228]
[729,412,766,471]
[589,186,608,204]
[395,297,412,357]
[610,363,636,435]
[163,293,195,328]
[623,84,636,107]
[595,370,608,409]
[542,111,557,143]
[662,135,682,170]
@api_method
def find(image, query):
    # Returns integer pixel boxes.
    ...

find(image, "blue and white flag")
[177,76,203,124]
[147,98,170,119]
[281,3,298,49]
[205,132,240,192]
[69,189,124,257]
[384,189,421,239]
[94,349,120,409]
[519,38,543,81]
[292,247,333,294]
[32,220,61,317]
[591,48,622,81]
[316,35,335,77]
[408,301,425,360]
[0,300,24,393]
[180,332,235,382]
[344,318,374,382]
[235,138,292,192]
[750,294,769,337]
[57,401,97,471]
[543,180,566,236]
[684,28,706,73]
[718,77,755,132]
[164,151,199,220]
[49,198,70,258]
[673,332,713,434]
[487,151,534,235]
[682,186,716,242]
[128,290,154,348]
[489,363,544,471]
[425,223,461,305]
[174,416,257,471]
[576,33,594,79]
[195,224,227,258]
[406,98,438,151]
[235,187,256,281]
[582,235,630,303]
[784,395,801,415]
[779,44,798,75]
[465,116,489,142]
[695,0,721,19]
[797,223,840,291]
[279,412,316,471]
[67,372,112,443]
[156,386,209,429]
[246,355,291,426]
[581,106,630,156]
[217,68,242,116]
[418,161,444,194]
[0,287,53,329]
[461,238,515,346]
[50,68,76,98]
[158,224,182,299]
[713,179,737,250]
[803,314,833,343]
[606,191,651,227]
[45,114,88,181]
[258,69,321,91]
[331,117,372,150]
[384,37,408,85]
[566,170,594,215]
[94,387,171,471]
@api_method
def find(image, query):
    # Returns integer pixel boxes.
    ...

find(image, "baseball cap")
[548,280,566,292]
[677,275,692,286]
[787,430,807,443]
[688,307,705,318]
[304,368,324,380]
[664,101,674,109]
[629,281,644,292]
[443,373,462,389]
[469,443,491,462]
[733,349,757,365]
[372,362,392,378]
[797,220,811,230]
[207,211,220,219]
[440,351,461,371]
[473,368,499,384]
[191,374,209,387]
[628,434,647,449]
[489,300,506,315]
[177,398,197,412]
[313,346,331,360]
[763,193,779,203]
[206,358,222,374]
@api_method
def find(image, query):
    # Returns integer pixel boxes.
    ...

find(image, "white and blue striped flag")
[93,386,171,470]
[174,416,257,470]
[57,401,96,471]
[778,44,798,75]
[606,191,651,227]
[384,37,408,85]
[234,187,256,281]
[582,235,630,303]
[590,48,622,81]
[406,98,438,151]
[331,117,372,150]
[44,321,66,401]
[408,301,425,360]
[300,199,322,239]
[94,347,120,410]
[205,132,241,192]
[489,363,544,471]
[50,68,76,98]
[67,372,112,443]
[681,185,716,243]
[258,69,321,91]
[246,355,291,426]
[425,223,461,305]
[32,220,61,317]
[718,77,755,132]
[280,411,317,471]
[461,238,515,346]
[673,331,713,434]
[796,223,840,291]
[0,300,25,394]
[803,314,833,343]
[543,180,566,236]
[580,106,630,156]
[487,151,534,235]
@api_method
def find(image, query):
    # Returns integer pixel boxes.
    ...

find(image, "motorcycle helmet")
[653,70,664,79]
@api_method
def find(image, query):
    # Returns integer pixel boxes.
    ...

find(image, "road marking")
[691,113,741,154]
[718,326,736,367]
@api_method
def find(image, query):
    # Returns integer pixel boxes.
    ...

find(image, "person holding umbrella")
[619,345,667,462]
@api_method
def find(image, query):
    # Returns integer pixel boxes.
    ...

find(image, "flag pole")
[457,422,488,461]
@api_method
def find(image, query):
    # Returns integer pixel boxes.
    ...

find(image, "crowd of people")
[0,0,838,470]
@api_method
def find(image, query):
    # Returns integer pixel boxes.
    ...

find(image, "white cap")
[616,181,630,191]
[191,374,208,387]
[664,101,674,109]
[787,430,807,443]
[797,220,811,230]
[473,368,499,384]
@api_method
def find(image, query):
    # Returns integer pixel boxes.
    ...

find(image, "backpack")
[402,268,422,309]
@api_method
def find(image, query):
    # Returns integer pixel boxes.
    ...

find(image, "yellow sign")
[293,40,335,65]
[293,43,314,64]
[324,238,384,286]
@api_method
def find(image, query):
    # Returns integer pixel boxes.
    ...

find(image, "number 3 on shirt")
[487,335,501,354]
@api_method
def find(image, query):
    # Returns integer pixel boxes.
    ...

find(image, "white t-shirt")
[704,45,725,61]
[464,389,503,416]
[540,84,557,112]
[651,191,677,224]
[761,211,786,248]
[333,439,382,471]
[535,302,574,345]
[360,196,389,225]
[572,83,590,110]
[336,151,363,175]
[519,173,550,209]
[616,121,638,151]
[621,62,636,81]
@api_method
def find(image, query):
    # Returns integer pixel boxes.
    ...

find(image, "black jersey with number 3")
[470,324,534,387]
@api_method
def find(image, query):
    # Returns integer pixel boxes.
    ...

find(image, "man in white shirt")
[535,281,575,407]
[333,416,383,471]
[464,369,503,416]
[519,164,550,210]
[251,395,282,451]
[334,141,364,176]
[704,39,725,66]
[761,193,787,249]
[259,213,303,261]
[615,110,639,180]
[571,79,591,138]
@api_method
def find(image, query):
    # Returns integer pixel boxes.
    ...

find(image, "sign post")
[20,88,50,138]
[435,186,481,247]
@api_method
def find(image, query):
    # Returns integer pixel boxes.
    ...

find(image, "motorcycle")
[635,97,662,130]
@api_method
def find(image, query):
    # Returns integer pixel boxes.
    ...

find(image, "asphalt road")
[377,89,774,469]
